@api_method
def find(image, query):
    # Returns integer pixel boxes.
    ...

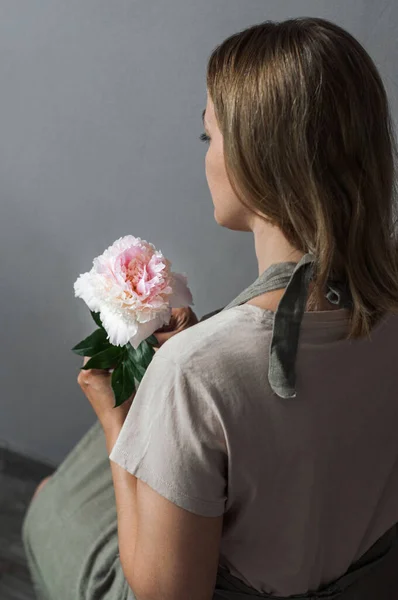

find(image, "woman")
[22,16,398,600]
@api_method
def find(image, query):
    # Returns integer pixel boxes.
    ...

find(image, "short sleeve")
[109,353,228,517]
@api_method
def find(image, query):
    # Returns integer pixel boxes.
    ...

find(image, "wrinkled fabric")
[24,257,398,599]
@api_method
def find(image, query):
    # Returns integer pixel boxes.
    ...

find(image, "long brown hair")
[205,17,398,339]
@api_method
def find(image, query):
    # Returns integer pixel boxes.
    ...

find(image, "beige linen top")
[109,303,398,596]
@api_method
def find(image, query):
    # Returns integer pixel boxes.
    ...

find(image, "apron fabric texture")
[22,254,398,598]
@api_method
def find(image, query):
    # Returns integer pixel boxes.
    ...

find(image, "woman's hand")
[77,355,134,429]
[77,307,199,428]
[152,307,198,350]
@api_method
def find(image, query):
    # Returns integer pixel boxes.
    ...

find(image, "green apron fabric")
[22,254,398,598]
[22,419,131,600]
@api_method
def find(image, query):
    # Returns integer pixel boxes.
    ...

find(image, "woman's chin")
[213,207,245,231]
[213,207,227,227]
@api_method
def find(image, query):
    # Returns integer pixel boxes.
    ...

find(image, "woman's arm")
[105,421,224,600]
[80,306,225,600]
[104,420,139,581]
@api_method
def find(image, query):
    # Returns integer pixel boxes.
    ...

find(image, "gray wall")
[1,0,397,465]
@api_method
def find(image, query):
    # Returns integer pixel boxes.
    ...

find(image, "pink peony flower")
[74,235,194,348]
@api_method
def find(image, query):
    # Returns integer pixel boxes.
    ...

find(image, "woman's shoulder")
[155,304,272,372]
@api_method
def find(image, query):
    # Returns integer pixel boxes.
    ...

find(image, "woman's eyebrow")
[202,109,209,129]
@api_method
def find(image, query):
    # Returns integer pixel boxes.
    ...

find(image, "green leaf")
[125,344,149,382]
[126,342,145,366]
[140,340,155,369]
[126,342,139,362]
[123,355,139,381]
[122,353,144,383]
[111,360,136,407]
[130,342,147,369]
[146,334,159,347]
[132,342,144,364]
[130,360,146,383]
[90,311,105,329]
[80,345,125,370]
[71,328,110,356]
[130,340,150,369]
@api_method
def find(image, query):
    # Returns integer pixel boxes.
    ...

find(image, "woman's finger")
[153,307,198,347]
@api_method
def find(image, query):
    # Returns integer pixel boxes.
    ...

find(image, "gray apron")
[220,252,353,399]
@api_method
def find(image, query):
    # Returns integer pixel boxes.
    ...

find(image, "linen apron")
[22,253,398,599]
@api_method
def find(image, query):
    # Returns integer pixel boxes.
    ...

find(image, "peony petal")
[136,264,149,296]
[167,272,194,308]
[73,272,102,312]
[128,310,171,349]
[100,305,138,347]
[74,236,194,351]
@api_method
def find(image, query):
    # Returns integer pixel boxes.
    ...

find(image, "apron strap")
[222,253,352,399]
[269,253,315,399]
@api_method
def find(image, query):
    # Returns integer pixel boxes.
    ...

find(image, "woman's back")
[21,14,398,600]
[136,303,398,596]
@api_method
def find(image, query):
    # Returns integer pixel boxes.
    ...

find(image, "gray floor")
[0,446,55,600]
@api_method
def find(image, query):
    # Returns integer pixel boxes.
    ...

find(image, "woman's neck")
[252,220,304,277]
[246,282,343,313]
